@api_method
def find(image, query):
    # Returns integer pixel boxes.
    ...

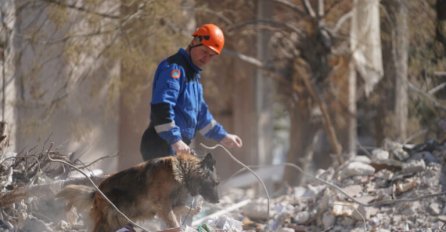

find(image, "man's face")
[190,43,217,68]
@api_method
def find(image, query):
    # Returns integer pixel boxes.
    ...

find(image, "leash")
[200,143,270,219]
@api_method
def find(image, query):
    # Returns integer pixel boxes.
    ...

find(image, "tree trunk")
[347,57,357,158]
[436,0,446,46]
[0,0,17,151]
[255,0,274,171]
[284,104,319,186]
[387,0,409,142]
[394,1,408,142]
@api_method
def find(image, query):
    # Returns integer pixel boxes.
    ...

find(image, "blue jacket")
[150,48,227,145]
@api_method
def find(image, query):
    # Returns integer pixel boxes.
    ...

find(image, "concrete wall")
[0,0,17,152]
[9,0,120,173]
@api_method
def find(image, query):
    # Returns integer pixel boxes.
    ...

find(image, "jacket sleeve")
[150,64,183,144]
[196,98,227,142]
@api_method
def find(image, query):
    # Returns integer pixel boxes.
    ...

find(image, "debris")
[428,202,441,215]
[203,215,243,232]
[401,159,426,174]
[293,211,310,224]
[2,139,446,231]
[322,211,335,229]
[340,161,375,178]
[394,178,417,194]
[385,139,410,161]
[371,148,389,160]
[332,201,358,218]
[369,157,403,172]
[241,199,268,220]
[341,185,362,198]
[209,139,446,231]
[0,145,106,231]
[192,199,250,226]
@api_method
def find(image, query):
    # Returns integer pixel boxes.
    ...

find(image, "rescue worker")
[140,23,243,160]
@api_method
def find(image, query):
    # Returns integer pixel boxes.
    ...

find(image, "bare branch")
[42,29,116,45]
[428,82,446,95]
[318,0,324,18]
[194,6,234,25]
[271,0,306,16]
[301,0,316,18]
[159,18,191,38]
[0,174,106,207]
[228,19,303,37]
[223,49,295,78]
[223,49,265,69]
[408,81,446,110]
[433,71,446,76]
[325,0,345,16]
[295,62,343,162]
[331,11,352,35]
[42,0,120,19]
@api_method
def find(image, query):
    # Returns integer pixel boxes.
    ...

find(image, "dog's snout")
[207,193,219,203]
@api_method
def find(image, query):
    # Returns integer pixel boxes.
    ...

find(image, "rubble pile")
[211,139,446,231]
[1,139,446,232]
[0,147,98,232]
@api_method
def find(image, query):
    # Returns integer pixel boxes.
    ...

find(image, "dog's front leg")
[173,205,201,217]
[159,208,180,229]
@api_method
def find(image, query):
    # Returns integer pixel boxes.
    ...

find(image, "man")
[140,23,243,160]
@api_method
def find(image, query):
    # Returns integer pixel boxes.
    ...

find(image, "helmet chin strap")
[188,37,204,53]
[188,43,203,53]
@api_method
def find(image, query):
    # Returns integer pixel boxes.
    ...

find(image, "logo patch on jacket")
[171,69,181,79]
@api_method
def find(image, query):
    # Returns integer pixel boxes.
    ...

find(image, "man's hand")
[172,140,191,154]
[220,134,243,148]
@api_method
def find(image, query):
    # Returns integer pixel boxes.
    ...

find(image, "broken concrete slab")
[340,162,375,179]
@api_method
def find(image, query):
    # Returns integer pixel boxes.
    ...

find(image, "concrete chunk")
[402,159,426,174]
[341,162,375,178]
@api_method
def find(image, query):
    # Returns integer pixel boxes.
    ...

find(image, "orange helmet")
[192,24,225,55]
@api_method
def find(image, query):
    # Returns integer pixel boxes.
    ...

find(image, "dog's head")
[184,153,219,203]
[197,153,220,203]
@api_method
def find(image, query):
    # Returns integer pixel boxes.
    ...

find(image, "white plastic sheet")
[351,0,383,95]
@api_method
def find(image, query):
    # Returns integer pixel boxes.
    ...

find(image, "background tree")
[3,0,192,172]
[365,0,446,147]
[1,0,445,187]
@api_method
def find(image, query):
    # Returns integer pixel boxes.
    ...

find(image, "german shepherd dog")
[57,152,219,232]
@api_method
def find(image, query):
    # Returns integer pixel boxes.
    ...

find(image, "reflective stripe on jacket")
[150,48,227,144]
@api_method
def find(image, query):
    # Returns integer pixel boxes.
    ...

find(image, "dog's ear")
[201,153,216,170]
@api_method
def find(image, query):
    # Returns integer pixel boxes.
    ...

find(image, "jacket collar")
[178,48,202,75]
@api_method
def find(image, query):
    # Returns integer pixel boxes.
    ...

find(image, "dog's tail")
[57,184,95,211]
